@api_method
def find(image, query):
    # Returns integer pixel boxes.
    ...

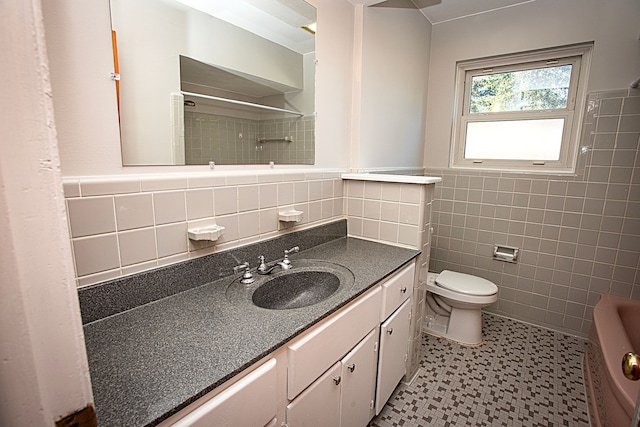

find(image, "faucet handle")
[282,246,299,266]
[284,246,299,256]
[257,255,267,273]
[233,262,254,285]
[233,261,249,273]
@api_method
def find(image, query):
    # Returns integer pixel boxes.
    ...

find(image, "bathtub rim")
[592,293,640,418]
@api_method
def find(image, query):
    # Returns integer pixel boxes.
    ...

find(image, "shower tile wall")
[259,116,315,165]
[427,88,640,337]
[184,113,259,165]
[184,112,314,165]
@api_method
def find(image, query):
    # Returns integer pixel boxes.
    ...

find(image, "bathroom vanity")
[175,260,413,427]
[80,221,419,426]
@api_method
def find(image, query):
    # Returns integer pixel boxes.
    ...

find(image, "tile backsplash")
[64,170,345,287]
[427,88,640,337]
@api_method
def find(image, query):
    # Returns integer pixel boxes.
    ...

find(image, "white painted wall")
[0,0,94,424]
[357,1,431,170]
[424,0,640,168]
[312,0,356,169]
[43,0,123,177]
[46,0,355,176]
[282,51,317,116]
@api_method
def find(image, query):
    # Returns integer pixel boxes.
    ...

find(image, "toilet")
[424,270,498,346]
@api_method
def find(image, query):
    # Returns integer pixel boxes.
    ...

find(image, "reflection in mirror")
[180,55,315,165]
[110,0,316,166]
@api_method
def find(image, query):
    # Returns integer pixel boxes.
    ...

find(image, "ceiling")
[415,0,535,24]
[176,0,536,53]
[351,0,536,24]
[174,0,316,54]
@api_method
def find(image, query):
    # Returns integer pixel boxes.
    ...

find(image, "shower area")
[184,111,314,166]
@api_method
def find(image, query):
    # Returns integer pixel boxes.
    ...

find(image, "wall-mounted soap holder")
[278,210,303,223]
[493,245,519,263]
[188,224,225,241]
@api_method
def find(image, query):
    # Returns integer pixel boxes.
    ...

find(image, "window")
[451,44,592,173]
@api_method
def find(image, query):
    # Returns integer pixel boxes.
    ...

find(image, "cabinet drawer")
[380,261,414,322]
[170,358,277,427]
[288,286,382,400]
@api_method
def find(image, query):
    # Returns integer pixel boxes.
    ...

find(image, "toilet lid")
[436,270,498,296]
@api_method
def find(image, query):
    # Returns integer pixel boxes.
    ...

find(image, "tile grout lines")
[370,313,590,427]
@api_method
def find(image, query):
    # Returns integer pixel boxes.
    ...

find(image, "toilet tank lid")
[436,270,498,296]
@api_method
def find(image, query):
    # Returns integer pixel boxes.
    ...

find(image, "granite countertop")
[83,237,419,426]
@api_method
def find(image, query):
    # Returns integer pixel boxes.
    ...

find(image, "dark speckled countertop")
[83,236,419,426]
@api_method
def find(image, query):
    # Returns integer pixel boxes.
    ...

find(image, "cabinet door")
[170,358,277,427]
[375,298,411,415]
[340,327,378,427]
[286,362,341,427]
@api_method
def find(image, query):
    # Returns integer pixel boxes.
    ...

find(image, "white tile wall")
[278,182,294,205]
[186,188,214,220]
[156,222,188,258]
[64,170,346,286]
[153,191,186,225]
[259,184,278,209]
[115,193,154,231]
[238,186,259,212]
[213,187,238,215]
[72,234,120,277]
[344,180,433,250]
[67,197,116,237]
[343,177,437,383]
[118,228,157,266]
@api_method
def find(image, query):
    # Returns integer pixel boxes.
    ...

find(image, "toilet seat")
[436,270,497,296]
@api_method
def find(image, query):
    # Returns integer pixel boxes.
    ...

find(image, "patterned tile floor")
[370,314,590,427]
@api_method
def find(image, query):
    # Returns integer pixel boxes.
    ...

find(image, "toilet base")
[423,307,485,346]
[423,327,485,347]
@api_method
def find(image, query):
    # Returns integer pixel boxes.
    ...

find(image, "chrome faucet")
[257,255,271,274]
[257,246,300,275]
[233,262,254,285]
[281,246,299,268]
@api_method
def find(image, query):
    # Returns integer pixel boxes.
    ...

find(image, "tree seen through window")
[469,64,572,113]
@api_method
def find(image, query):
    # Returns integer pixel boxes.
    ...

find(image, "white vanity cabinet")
[380,261,414,321]
[286,327,378,427]
[161,259,417,427]
[167,358,279,427]
[286,361,341,427]
[285,261,416,426]
[287,286,382,400]
[338,327,379,426]
[374,262,414,415]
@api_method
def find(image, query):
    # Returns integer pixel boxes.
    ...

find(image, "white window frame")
[450,44,592,174]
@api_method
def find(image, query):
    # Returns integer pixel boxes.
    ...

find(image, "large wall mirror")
[110,0,316,166]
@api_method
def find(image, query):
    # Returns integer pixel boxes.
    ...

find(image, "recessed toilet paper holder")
[493,245,519,263]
